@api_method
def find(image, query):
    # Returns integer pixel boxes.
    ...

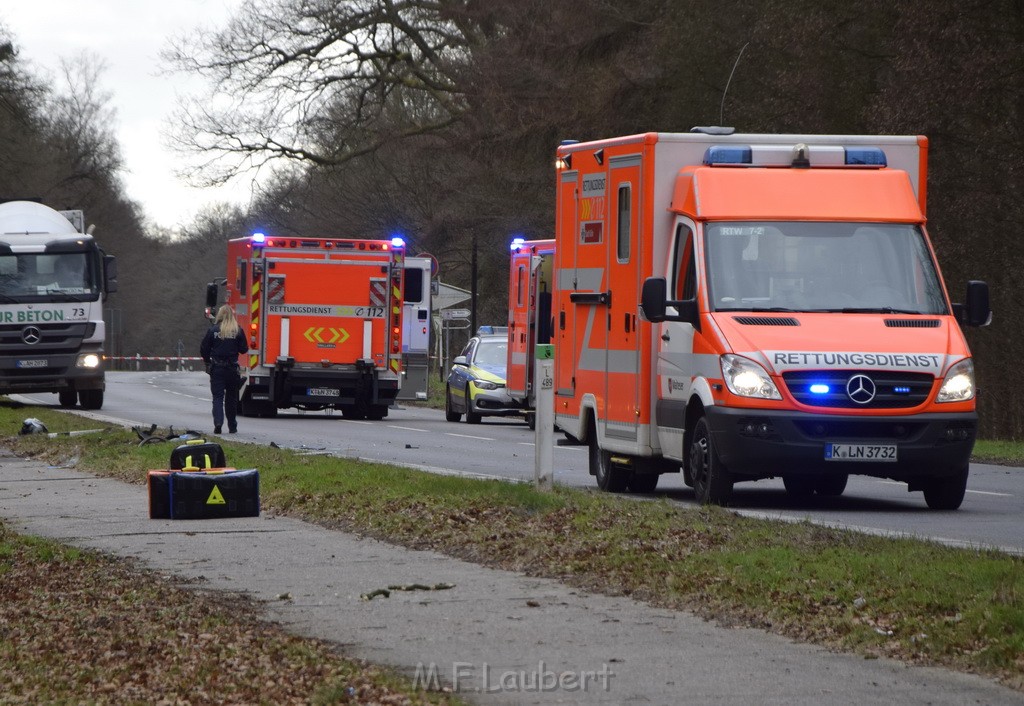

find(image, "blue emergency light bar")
[390,236,406,248]
[251,232,266,244]
[702,145,888,167]
[510,237,526,251]
[809,384,831,395]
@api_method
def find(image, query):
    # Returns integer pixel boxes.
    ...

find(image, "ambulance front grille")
[783,370,934,409]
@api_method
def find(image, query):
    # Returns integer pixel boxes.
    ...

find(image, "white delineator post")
[534,343,554,490]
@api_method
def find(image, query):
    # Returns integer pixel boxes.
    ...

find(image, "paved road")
[2,453,1022,705]
[14,370,1024,554]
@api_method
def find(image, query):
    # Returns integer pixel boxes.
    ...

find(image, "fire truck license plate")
[825,444,897,462]
[16,359,48,368]
[308,387,339,397]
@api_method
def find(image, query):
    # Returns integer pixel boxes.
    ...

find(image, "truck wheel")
[58,390,77,407]
[628,473,659,493]
[589,420,629,492]
[526,412,536,430]
[366,405,388,420]
[77,389,103,410]
[689,417,732,505]
[445,387,461,422]
[815,474,848,497]
[923,465,969,510]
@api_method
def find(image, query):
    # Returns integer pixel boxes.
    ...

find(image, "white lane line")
[388,425,429,433]
[518,442,535,447]
[877,479,1012,497]
[445,432,494,441]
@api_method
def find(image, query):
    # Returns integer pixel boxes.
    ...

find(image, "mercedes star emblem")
[846,374,876,404]
[21,326,42,345]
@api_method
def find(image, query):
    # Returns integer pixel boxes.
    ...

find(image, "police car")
[445,327,519,424]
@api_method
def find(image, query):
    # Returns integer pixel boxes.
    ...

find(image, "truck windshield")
[0,252,99,302]
[704,222,948,315]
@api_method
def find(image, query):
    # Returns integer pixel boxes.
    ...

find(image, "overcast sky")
[1,1,249,232]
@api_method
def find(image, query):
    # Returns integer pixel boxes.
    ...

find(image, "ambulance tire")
[58,389,77,407]
[589,421,629,492]
[689,417,733,505]
[445,387,461,422]
[814,474,848,497]
[78,389,103,410]
[340,405,364,420]
[366,405,388,420]
[922,465,969,510]
[525,413,536,430]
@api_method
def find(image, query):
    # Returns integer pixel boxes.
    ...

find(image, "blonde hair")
[215,305,240,339]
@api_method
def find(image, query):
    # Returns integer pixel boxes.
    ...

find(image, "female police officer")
[200,305,248,434]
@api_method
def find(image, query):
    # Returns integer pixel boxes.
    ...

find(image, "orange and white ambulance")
[506,237,555,428]
[552,130,990,508]
[207,233,405,420]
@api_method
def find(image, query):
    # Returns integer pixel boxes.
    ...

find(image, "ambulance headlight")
[76,353,101,369]
[937,358,975,402]
[721,354,781,400]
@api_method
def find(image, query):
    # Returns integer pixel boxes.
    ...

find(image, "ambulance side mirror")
[959,280,992,327]
[641,277,700,329]
[206,282,219,309]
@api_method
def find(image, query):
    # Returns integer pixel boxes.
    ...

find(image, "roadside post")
[534,343,554,490]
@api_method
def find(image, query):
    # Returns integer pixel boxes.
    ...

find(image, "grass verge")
[2,401,1023,695]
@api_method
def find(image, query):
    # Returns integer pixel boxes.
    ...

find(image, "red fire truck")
[206,233,405,419]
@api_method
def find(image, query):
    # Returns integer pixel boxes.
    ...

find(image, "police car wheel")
[445,387,461,422]
[465,407,482,424]
[690,417,732,505]
[58,389,77,407]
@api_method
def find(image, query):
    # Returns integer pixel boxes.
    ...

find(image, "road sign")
[442,308,471,320]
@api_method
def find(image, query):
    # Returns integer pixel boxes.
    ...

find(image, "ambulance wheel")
[815,474,848,497]
[526,412,536,430]
[689,417,732,505]
[58,389,77,407]
[340,405,364,420]
[589,420,629,492]
[782,474,817,498]
[366,405,388,420]
[444,386,461,422]
[923,465,969,510]
[78,389,103,410]
[628,473,660,493]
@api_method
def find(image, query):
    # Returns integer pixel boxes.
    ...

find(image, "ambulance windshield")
[0,252,99,303]
[704,222,948,315]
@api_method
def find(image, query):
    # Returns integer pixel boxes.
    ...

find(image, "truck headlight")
[721,354,782,400]
[937,358,974,402]
[76,353,101,369]
[473,380,502,391]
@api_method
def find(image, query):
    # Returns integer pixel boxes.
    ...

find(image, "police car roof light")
[844,147,887,166]
[703,146,752,165]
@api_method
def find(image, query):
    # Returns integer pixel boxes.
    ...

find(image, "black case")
[169,440,227,470]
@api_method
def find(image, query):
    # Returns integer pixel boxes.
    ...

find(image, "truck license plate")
[825,444,897,462]
[308,387,339,397]
[16,359,48,368]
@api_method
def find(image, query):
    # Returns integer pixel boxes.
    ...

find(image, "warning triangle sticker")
[206,485,226,505]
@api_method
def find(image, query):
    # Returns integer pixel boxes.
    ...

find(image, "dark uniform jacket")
[200,324,247,367]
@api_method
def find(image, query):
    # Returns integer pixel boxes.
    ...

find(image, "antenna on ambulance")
[719,42,749,126]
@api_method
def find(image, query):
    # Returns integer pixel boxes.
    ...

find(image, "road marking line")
[518,442,535,446]
[388,425,428,432]
[445,433,494,441]
[966,489,1013,497]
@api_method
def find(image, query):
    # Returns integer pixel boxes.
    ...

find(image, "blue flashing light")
[251,232,266,244]
[510,236,526,251]
[844,147,887,166]
[390,236,406,249]
[893,386,911,394]
[703,145,752,165]
[809,384,831,395]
